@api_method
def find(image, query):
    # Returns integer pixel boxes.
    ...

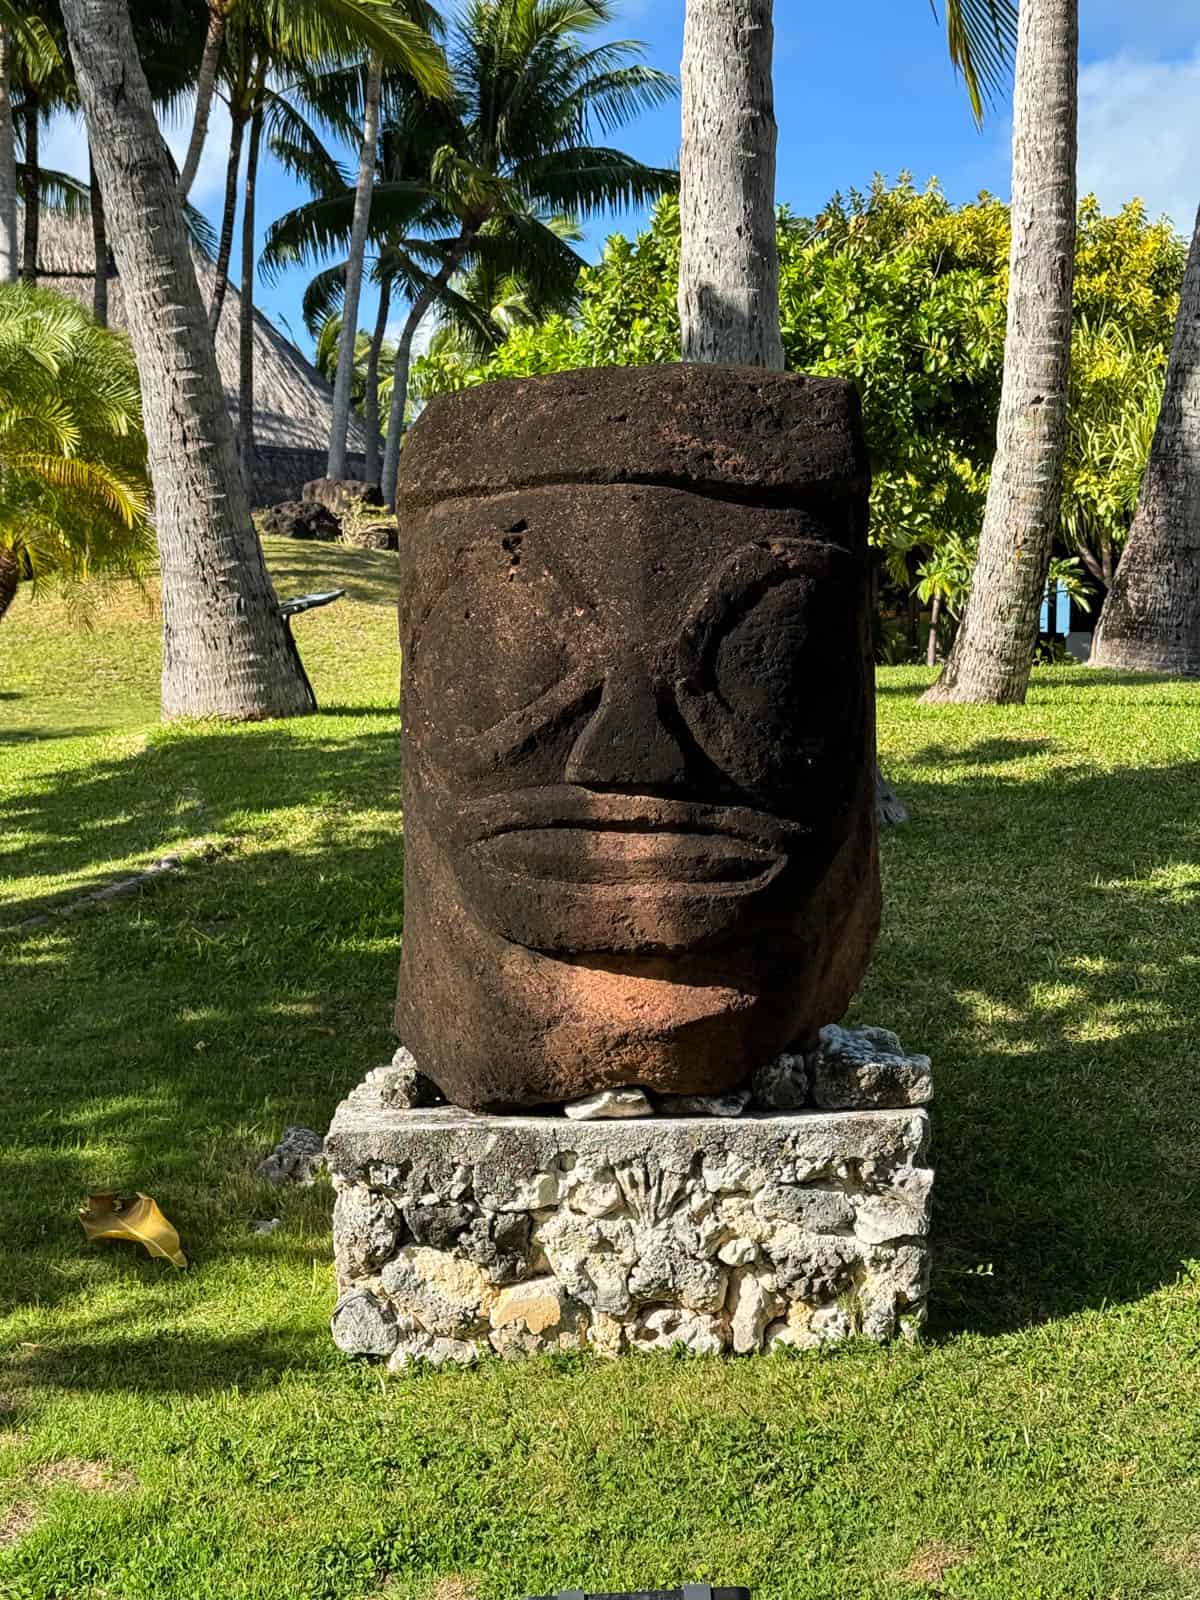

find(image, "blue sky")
[44,0,1200,363]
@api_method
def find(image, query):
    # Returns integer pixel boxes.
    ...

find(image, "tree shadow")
[857,754,1200,1339]
[905,737,1057,769]
[0,715,400,921]
[1030,667,1194,696]
[4,719,1200,1386]
[0,725,98,746]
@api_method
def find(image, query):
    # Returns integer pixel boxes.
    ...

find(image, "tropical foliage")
[266,0,678,499]
[414,178,1185,638]
[0,282,153,621]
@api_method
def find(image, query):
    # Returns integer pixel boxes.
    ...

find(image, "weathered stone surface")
[328,1070,933,1360]
[460,1212,533,1284]
[751,1052,810,1111]
[388,1334,480,1369]
[379,1248,493,1337]
[402,1201,472,1252]
[630,1306,725,1355]
[302,476,385,517]
[258,499,338,541]
[656,1090,751,1118]
[395,364,879,1110]
[727,1267,784,1354]
[334,1188,402,1273]
[811,1024,933,1110]
[257,1126,325,1186]
[362,1047,444,1110]
[331,1289,398,1357]
[564,1088,653,1121]
[342,518,397,552]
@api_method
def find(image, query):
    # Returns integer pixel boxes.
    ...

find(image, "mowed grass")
[3,539,1200,1599]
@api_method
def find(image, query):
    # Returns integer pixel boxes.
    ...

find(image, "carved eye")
[413,544,578,737]
[676,539,866,810]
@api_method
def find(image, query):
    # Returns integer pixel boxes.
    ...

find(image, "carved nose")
[566,663,687,790]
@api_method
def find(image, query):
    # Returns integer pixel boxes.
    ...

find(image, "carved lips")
[450,787,827,955]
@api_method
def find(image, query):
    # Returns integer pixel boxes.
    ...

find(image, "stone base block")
[325,1075,932,1364]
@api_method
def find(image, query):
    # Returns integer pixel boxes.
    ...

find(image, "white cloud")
[1077,51,1200,232]
[39,94,234,210]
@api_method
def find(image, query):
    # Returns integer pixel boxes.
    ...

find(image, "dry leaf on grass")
[79,1193,186,1268]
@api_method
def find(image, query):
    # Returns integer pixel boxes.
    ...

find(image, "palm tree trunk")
[89,149,108,325]
[0,30,18,284]
[177,0,227,201]
[328,52,383,479]
[237,82,264,478]
[923,0,1078,705]
[678,0,784,368]
[0,545,18,621]
[363,272,391,485]
[926,593,942,667]
[208,104,245,336]
[1088,203,1200,676]
[20,89,37,283]
[381,237,473,506]
[61,0,313,721]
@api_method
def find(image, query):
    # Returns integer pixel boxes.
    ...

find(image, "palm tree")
[678,0,1017,366]
[177,0,232,201]
[922,0,1078,704]
[0,282,152,622]
[679,0,782,367]
[1088,207,1200,676]
[60,0,315,720]
[0,3,74,283]
[267,87,455,477]
[379,0,675,503]
[0,16,18,281]
[207,2,446,339]
[5,2,75,286]
[266,1,676,503]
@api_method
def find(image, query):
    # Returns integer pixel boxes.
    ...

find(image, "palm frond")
[933,0,1019,125]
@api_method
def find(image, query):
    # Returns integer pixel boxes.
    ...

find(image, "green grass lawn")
[3,539,1200,1599]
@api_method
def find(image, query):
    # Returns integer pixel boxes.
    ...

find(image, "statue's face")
[401,483,871,958]
[395,365,879,1108]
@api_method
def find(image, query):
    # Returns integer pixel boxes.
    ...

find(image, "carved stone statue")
[395,364,880,1109]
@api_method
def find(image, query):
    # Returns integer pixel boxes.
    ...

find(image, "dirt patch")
[429,1579,481,1600]
[895,1543,971,1586]
[32,1457,135,1493]
[1164,1536,1200,1571]
[0,1501,38,1547]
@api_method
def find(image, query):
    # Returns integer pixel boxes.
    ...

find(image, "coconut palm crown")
[264,0,679,500]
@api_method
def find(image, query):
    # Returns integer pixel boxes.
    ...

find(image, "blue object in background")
[1040,585,1071,634]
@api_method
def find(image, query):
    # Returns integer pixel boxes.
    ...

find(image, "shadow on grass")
[906,737,1058,769]
[3,717,1200,1389]
[0,725,99,747]
[867,753,1200,1341]
[0,711,400,920]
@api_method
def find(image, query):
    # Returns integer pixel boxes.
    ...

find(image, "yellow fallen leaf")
[79,1193,187,1269]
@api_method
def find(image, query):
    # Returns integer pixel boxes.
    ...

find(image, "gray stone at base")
[326,1071,933,1364]
[810,1025,933,1110]
[256,1125,325,1186]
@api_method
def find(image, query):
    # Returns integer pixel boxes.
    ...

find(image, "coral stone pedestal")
[325,1061,932,1366]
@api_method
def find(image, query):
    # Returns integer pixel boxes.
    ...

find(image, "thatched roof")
[23,210,367,456]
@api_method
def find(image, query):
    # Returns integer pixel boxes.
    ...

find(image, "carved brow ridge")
[404,470,865,519]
